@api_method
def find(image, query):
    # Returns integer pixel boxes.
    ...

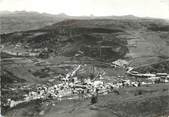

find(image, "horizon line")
[0,10,169,20]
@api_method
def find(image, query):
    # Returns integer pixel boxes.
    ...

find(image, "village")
[4,62,169,109]
[1,42,169,114]
[2,43,169,109]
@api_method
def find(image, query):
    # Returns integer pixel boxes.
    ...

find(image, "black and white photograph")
[0,0,169,117]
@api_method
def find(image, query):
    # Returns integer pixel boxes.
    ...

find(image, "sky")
[0,0,169,19]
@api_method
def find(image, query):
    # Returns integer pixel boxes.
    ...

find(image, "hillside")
[1,18,169,63]
[0,11,69,34]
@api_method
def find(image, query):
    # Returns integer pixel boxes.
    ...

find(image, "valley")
[1,17,169,117]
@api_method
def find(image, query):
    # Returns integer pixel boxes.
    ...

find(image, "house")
[148,77,160,81]
[139,73,156,77]
[129,72,156,78]
[167,75,169,79]
[29,52,39,56]
[15,43,22,48]
[156,73,168,76]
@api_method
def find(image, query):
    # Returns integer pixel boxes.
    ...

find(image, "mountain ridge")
[1,11,168,34]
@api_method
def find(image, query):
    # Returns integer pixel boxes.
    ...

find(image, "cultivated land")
[1,16,169,117]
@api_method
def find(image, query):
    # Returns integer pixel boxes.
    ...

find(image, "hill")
[1,18,169,63]
[1,11,169,34]
[0,11,69,34]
